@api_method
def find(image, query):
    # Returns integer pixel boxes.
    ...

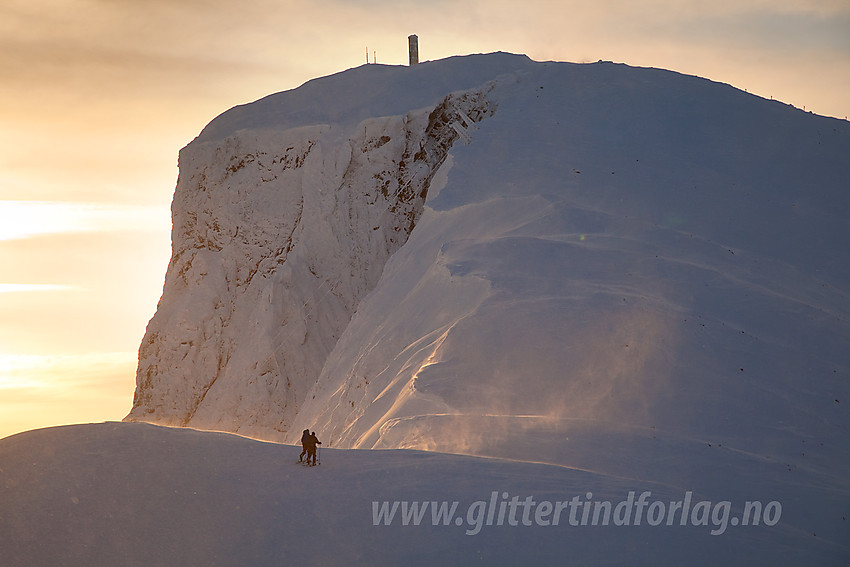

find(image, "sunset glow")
[1,0,848,440]
[0,201,169,242]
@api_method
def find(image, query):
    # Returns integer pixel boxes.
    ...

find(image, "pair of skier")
[299,429,322,465]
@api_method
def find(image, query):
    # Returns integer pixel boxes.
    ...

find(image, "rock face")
[126,64,500,438]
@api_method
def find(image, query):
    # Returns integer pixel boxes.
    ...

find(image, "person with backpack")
[305,431,322,466]
[299,429,310,462]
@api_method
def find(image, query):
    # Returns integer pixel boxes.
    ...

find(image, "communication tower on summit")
[408,35,419,66]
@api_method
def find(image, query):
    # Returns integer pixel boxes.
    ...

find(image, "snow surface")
[4,52,849,564]
[1,421,846,566]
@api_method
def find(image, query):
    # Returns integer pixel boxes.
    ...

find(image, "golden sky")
[1,0,848,439]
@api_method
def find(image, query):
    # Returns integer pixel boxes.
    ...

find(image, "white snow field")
[2,52,849,564]
[0,421,844,566]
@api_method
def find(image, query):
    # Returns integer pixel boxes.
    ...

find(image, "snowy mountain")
[126,51,849,452]
[28,51,843,563]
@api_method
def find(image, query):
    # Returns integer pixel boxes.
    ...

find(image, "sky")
[1,0,849,440]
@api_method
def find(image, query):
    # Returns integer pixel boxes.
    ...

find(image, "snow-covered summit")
[126,51,848,523]
[194,52,534,143]
[127,52,849,457]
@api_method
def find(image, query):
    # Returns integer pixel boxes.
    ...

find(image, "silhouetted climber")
[305,430,322,466]
[299,429,310,462]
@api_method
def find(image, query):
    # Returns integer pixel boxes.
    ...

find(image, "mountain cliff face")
[125,57,506,436]
[127,53,850,495]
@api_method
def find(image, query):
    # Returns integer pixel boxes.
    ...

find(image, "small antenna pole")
[408,35,419,66]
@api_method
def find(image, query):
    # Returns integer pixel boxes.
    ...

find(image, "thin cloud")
[0,284,76,294]
[0,201,171,241]
[0,351,134,390]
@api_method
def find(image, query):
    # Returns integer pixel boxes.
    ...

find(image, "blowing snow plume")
[128,54,850,488]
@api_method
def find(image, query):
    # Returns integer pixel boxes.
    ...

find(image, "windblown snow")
[4,52,848,565]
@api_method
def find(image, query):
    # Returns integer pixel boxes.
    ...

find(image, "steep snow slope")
[287,57,850,465]
[2,422,847,566]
